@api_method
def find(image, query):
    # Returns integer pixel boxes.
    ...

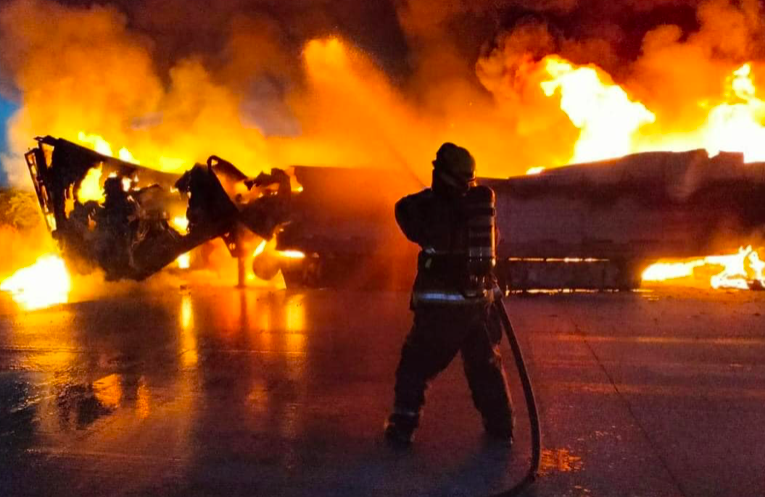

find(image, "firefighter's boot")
[383,410,419,448]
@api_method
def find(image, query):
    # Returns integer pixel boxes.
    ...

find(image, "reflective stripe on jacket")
[411,289,493,306]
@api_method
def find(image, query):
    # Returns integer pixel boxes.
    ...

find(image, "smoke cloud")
[1,0,764,187]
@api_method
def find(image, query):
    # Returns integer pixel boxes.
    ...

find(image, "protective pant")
[392,303,514,436]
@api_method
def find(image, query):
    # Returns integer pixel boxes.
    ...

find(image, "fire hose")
[491,296,542,497]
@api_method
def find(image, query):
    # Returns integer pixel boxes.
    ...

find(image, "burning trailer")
[486,150,765,290]
[19,136,765,291]
[24,136,292,282]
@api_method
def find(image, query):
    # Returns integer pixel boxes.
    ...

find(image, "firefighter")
[384,143,514,447]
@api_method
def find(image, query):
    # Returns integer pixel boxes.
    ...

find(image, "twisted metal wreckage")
[25,136,292,282]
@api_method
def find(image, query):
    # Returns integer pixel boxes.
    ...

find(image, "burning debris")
[18,136,293,288]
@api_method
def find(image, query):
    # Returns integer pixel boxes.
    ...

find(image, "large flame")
[0,255,71,309]
[541,56,656,164]
[701,63,765,162]
[642,246,765,290]
[63,46,765,178]
[540,57,765,166]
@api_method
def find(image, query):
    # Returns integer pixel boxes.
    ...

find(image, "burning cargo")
[17,136,765,292]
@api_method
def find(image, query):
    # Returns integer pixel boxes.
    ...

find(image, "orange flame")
[540,58,765,166]
[171,216,189,233]
[0,255,71,309]
[74,132,143,203]
[702,64,765,162]
[642,246,765,290]
[77,131,114,156]
[540,59,765,291]
[253,239,267,257]
[176,253,191,269]
[76,164,104,203]
[540,56,656,164]
[276,250,306,260]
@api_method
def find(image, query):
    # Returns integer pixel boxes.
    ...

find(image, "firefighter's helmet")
[433,143,476,187]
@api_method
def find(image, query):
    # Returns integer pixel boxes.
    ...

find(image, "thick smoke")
[1,0,765,187]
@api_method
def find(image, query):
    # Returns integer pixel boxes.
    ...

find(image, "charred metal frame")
[24,136,290,283]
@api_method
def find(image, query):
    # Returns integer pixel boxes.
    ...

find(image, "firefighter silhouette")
[384,143,514,447]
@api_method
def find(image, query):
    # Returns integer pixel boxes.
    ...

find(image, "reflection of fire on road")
[539,448,584,475]
[179,294,198,368]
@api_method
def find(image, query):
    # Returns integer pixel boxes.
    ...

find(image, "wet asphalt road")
[0,285,764,497]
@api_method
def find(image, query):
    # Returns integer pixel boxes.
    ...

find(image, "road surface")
[1,284,763,496]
